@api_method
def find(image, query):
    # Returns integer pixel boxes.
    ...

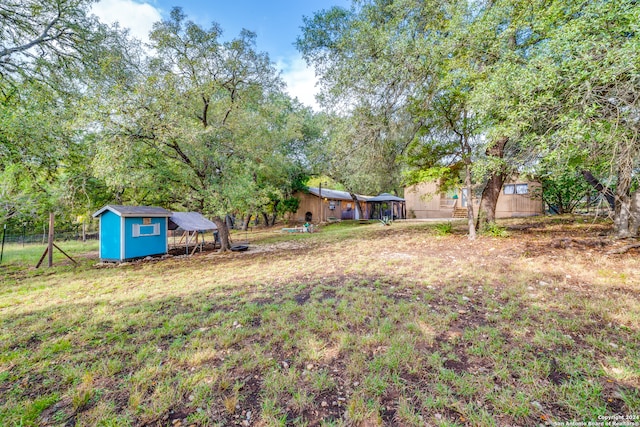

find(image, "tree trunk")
[464,161,476,240]
[261,212,269,227]
[581,170,615,210]
[630,191,640,236]
[349,192,364,219]
[241,213,251,231]
[613,167,633,238]
[476,136,509,231]
[213,216,231,251]
[556,194,566,215]
[225,214,234,230]
[270,201,279,226]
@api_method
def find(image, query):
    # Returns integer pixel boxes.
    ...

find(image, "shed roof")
[307,187,371,202]
[368,193,405,202]
[168,212,217,231]
[92,205,172,218]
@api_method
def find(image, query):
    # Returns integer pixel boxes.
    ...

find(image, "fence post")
[0,224,6,264]
[48,212,54,268]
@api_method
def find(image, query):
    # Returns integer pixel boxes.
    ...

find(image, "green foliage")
[433,222,453,236]
[0,0,133,227]
[1,0,638,238]
[93,7,316,231]
[481,222,509,238]
[540,172,592,215]
[280,197,300,216]
[379,216,392,226]
[306,176,344,191]
[298,0,640,237]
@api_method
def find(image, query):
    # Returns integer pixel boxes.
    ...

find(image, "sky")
[91,0,351,110]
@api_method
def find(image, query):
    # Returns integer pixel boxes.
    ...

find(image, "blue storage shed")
[92,205,172,262]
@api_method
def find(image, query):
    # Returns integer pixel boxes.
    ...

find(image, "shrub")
[481,222,509,237]
[434,222,453,235]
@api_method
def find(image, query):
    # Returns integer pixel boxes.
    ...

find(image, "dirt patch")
[294,291,311,305]
[547,357,571,385]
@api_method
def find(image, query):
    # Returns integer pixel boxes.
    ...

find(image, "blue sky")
[92,0,351,109]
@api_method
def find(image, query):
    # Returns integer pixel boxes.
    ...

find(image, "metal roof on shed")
[92,205,172,218]
[307,187,371,201]
[168,212,217,231]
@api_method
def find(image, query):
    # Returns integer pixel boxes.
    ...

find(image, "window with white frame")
[503,184,515,195]
[132,223,160,237]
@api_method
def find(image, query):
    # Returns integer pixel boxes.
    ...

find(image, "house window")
[329,201,336,210]
[504,183,529,195]
[132,223,160,237]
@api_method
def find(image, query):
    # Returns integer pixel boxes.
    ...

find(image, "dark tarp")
[168,212,217,231]
[367,193,405,202]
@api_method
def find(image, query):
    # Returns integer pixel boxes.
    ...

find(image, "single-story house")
[291,187,372,222]
[93,205,172,262]
[405,180,543,219]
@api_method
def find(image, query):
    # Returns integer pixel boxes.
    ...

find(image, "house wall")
[405,181,543,219]
[291,192,368,222]
[405,182,454,218]
[99,210,121,261]
[495,181,544,218]
[123,217,168,260]
[292,192,322,222]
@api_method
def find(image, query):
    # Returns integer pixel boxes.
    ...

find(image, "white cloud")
[92,0,162,43]
[278,56,321,111]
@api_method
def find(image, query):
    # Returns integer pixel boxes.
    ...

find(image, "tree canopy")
[1,0,638,240]
[298,0,640,237]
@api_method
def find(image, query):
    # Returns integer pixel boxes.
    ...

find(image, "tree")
[96,8,311,250]
[505,0,640,237]
[0,0,135,228]
[299,0,482,238]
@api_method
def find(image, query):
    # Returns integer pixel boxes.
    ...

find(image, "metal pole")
[318,182,322,224]
[48,212,54,268]
[0,224,6,264]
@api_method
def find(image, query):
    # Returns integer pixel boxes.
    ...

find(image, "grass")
[0,240,98,273]
[0,216,639,426]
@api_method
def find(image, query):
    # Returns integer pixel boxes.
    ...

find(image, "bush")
[434,222,453,235]
[481,222,509,237]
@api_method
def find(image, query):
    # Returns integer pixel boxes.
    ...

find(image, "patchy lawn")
[0,216,639,426]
